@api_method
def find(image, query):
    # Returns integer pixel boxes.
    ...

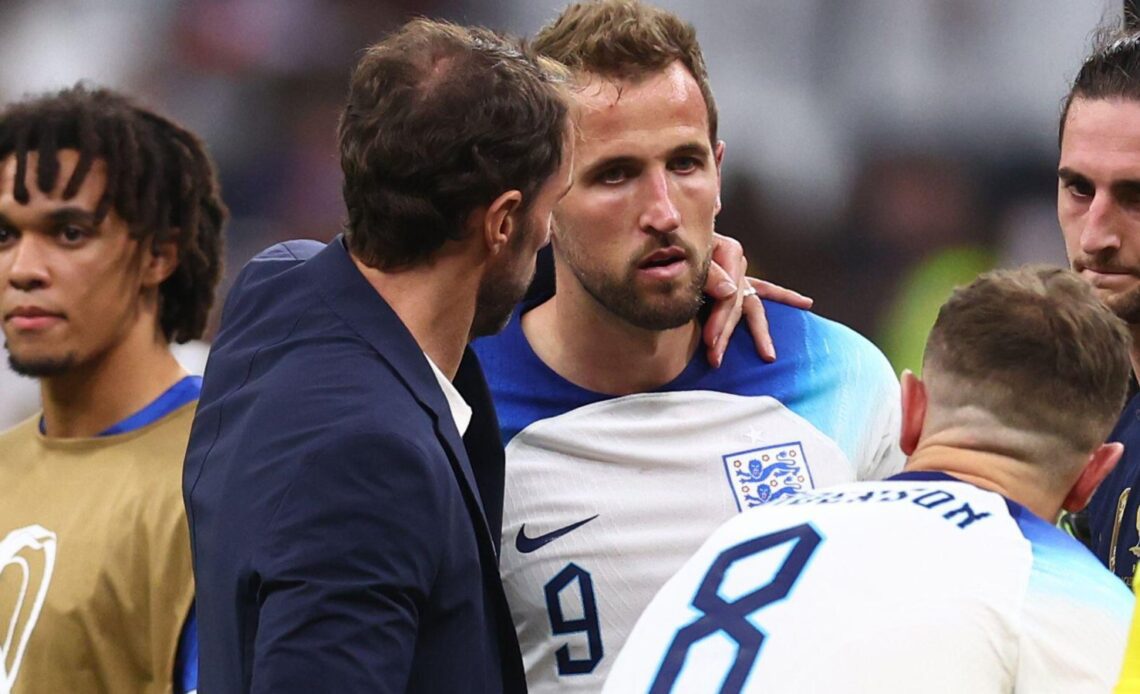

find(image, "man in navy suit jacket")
[183,19,573,693]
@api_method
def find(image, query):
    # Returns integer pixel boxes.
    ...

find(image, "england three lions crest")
[722,443,814,511]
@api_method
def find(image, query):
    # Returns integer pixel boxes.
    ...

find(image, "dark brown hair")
[339,18,569,270]
[1060,26,1140,146]
[0,84,227,343]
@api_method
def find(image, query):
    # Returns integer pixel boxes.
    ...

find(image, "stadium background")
[0,0,1124,426]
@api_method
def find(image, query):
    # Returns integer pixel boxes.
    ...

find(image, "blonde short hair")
[533,0,717,144]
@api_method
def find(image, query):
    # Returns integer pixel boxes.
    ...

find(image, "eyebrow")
[670,141,712,159]
[0,206,96,231]
[579,154,638,181]
[1057,167,1087,182]
[579,141,712,180]
[1058,167,1140,196]
[1115,180,1140,199]
[47,207,96,226]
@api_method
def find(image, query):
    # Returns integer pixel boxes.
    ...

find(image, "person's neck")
[351,251,478,379]
[40,324,186,439]
[522,279,700,396]
[904,436,1064,521]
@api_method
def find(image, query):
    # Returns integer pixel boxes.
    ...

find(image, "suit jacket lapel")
[304,238,497,554]
[455,348,506,554]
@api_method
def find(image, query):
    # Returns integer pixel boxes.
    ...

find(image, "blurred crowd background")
[0,0,1124,425]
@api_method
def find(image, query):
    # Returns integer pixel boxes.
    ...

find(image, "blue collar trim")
[39,375,202,437]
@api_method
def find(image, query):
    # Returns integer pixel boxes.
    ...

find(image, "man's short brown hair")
[533,0,717,143]
[339,19,569,270]
[923,265,1131,455]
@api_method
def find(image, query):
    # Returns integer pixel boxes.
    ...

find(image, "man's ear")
[899,369,927,456]
[1063,441,1124,512]
[142,233,180,288]
[482,189,524,256]
[713,140,726,215]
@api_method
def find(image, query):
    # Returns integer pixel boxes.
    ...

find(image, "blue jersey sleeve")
[174,605,199,694]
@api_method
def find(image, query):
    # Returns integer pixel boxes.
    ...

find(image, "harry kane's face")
[552,61,724,331]
[1058,97,1140,325]
[0,150,152,377]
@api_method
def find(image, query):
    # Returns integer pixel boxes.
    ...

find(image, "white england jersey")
[604,473,1134,694]
[473,301,904,692]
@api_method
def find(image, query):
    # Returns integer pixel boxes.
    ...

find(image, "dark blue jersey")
[1085,391,1140,586]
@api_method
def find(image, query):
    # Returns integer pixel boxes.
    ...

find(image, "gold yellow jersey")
[0,404,195,693]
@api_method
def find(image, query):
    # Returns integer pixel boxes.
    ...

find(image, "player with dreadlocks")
[0,84,225,694]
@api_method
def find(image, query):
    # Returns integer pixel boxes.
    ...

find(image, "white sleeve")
[857,361,904,481]
[1016,562,1133,692]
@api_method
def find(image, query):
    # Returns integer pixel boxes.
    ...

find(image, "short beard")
[470,224,536,340]
[8,352,75,378]
[568,246,710,331]
[471,276,527,339]
[1102,286,1140,326]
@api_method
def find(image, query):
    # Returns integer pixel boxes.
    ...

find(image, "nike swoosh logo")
[515,515,599,554]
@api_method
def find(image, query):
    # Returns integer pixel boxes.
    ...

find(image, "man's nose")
[5,236,50,291]
[638,169,681,235]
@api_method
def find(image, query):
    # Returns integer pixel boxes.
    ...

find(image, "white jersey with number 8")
[603,473,1132,694]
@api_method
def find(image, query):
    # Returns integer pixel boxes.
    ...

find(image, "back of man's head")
[0,84,227,344]
[1060,26,1140,145]
[339,19,568,271]
[534,0,717,144]
[922,265,1131,465]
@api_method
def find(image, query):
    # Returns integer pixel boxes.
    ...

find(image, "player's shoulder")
[129,407,200,513]
[778,302,890,363]
[72,404,197,494]
[127,400,198,448]
[1009,501,1105,565]
[1012,501,1133,690]
[726,302,896,385]
[0,413,39,443]
[0,416,44,476]
[1013,502,1132,607]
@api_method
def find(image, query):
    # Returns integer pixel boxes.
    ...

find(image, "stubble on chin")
[1104,287,1140,326]
[581,252,711,332]
[7,352,75,378]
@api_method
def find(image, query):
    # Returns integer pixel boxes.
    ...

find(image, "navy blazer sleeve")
[250,429,448,692]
